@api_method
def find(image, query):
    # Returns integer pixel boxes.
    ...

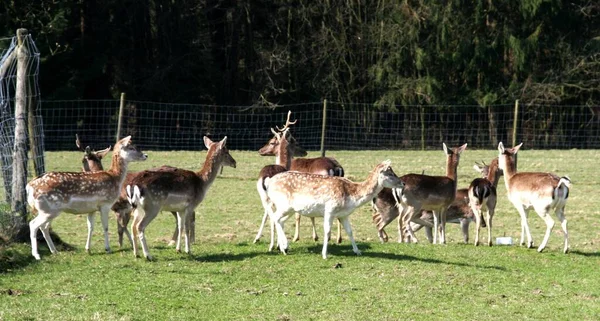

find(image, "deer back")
[399,173,456,208]
[290,157,345,177]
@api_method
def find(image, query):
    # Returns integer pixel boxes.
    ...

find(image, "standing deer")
[27,136,148,260]
[126,136,236,260]
[497,142,570,253]
[75,135,193,249]
[469,158,502,246]
[258,111,345,243]
[266,160,404,259]
[393,143,467,244]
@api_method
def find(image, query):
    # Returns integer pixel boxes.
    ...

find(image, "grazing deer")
[127,136,236,260]
[266,160,404,259]
[258,111,345,243]
[497,142,571,253]
[469,158,501,246]
[394,143,467,244]
[27,136,148,260]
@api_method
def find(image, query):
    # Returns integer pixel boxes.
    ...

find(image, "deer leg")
[254,209,269,243]
[41,221,57,254]
[292,213,301,242]
[100,206,111,254]
[535,207,555,253]
[460,219,470,244]
[274,217,288,255]
[169,212,178,246]
[556,206,569,254]
[339,215,361,257]
[175,212,185,253]
[180,209,193,254]
[188,211,196,244]
[136,209,159,260]
[85,213,95,254]
[514,205,533,248]
[29,214,47,260]
[131,209,140,257]
[311,217,319,242]
[321,214,334,259]
[439,208,447,245]
[486,207,494,247]
[471,203,481,246]
[336,219,342,244]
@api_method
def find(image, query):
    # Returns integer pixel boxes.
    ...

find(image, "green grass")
[1,148,599,320]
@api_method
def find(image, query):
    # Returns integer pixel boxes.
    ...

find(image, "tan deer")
[394,143,467,244]
[497,142,571,253]
[258,111,345,243]
[469,158,501,246]
[27,136,148,260]
[126,136,236,260]
[266,160,404,259]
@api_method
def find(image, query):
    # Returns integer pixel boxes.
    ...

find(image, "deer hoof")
[168,240,176,246]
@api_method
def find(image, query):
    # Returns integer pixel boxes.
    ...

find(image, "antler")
[275,110,297,132]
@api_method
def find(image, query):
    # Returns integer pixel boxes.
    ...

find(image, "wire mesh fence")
[40,100,600,152]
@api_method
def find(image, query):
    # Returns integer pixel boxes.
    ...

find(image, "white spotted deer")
[258,111,345,243]
[27,136,148,260]
[266,160,404,259]
[127,136,236,260]
[395,143,467,244]
[497,142,571,253]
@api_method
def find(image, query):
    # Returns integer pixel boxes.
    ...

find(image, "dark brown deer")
[258,111,345,243]
[75,134,111,172]
[27,136,148,260]
[498,142,570,253]
[469,158,502,246]
[126,136,236,260]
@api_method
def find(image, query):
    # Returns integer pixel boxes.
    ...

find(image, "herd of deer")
[25,112,571,260]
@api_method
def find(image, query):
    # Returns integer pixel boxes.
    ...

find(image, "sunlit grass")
[0,148,598,320]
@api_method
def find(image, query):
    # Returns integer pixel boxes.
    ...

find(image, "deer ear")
[498,142,505,154]
[220,136,228,147]
[473,164,482,173]
[442,143,449,155]
[457,143,467,154]
[97,146,111,158]
[513,142,523,154]
[119,136,132,146]
[203,136,214,149]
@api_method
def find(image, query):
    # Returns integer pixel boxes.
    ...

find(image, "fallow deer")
[265,160,404,259]
[469,158,501,246]
[497,142,571,253]
[75,135,193,249]
[27,136,148,260]
[126,136,236,260]
[258,111,345,243]
[394,143,467,244]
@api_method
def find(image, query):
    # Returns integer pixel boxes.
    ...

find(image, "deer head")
[258,110,307,157]
[76,134,111,172]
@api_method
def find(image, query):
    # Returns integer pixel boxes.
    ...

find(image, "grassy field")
[0,147,599,320]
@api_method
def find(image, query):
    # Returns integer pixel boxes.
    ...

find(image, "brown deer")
[393,143,467,244]
[75,135,193,249]
[258,111,345,243]
[469,158,501,246]
[497,142,570,253]
[126,136,236,260]
[266,160,404,259]
[27,136,148,260]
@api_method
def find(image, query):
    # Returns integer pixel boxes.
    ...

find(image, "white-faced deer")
[266,160,404,259]
[497,142,571,253]
[27,136,148,260]
[258,111,345,243]
[395,143,467,244]
[469,158,502,246]
[127,136,236,260]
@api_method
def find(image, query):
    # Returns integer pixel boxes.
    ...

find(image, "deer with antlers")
[126,136,236,260]
[27,136,148,260]
[497,142,570,253]
[257,111,345,244]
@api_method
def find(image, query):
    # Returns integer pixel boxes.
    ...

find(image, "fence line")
[39,100,600,151]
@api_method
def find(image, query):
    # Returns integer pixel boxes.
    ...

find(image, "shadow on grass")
[0,233,75,274]
[569,249,600,257]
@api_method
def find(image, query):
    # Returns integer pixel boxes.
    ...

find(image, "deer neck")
[353,168,384,205]
[107,150,129,186]
[501,155,518,191]
[275,139,293,170]
[445,154,458,189]
[488,162,502,188]
[198,149,222,186]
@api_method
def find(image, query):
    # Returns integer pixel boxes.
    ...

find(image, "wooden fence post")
[116,92,126,142]
[320,99,327,157]
[11,28,30,216]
